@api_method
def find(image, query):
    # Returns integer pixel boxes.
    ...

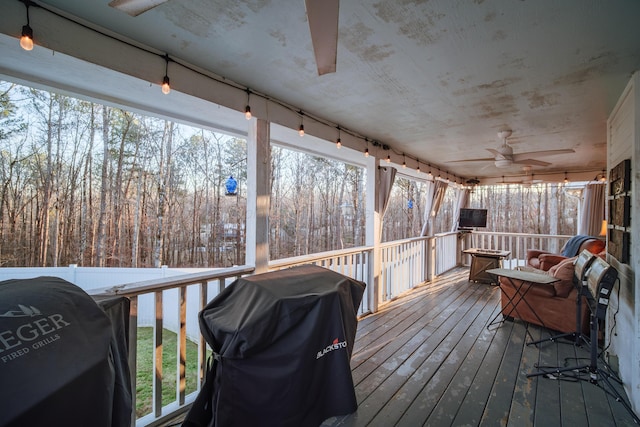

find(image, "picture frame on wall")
[607,158,631,264]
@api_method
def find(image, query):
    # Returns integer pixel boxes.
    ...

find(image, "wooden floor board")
[374,284,495,426]
[353,283,486,421]
[401,285,499,427]
[319,267,639,427]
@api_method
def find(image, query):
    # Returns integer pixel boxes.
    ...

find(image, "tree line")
[0,81,372,267]
[0,81,581,268]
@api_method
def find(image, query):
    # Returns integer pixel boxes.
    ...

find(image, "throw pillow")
[549,257,577,297]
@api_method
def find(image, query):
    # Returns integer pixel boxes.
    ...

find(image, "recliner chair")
[527,235,605,271]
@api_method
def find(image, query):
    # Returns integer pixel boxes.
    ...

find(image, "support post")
[246,119,270,273]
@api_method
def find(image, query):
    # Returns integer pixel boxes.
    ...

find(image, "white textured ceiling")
[7,0,640,181]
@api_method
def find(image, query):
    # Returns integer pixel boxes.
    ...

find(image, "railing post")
[178,286,187,405]
[128,296,138,427]
[153,291,163,418]
[198,280,208,387]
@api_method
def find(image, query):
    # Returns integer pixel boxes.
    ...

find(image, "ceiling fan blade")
[512,148,574,161]
[513,159,551,167]
[109,0,169,16]
[446,157,495,163]
[305,0,339,75]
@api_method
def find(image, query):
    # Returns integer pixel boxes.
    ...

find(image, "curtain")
[450,187,470,232]
[420,179,448,236]
[578,183,605,236]
[419,180,435,236]
[376,166,396,223]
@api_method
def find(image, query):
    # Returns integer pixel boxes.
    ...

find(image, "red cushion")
[548,257,576,297]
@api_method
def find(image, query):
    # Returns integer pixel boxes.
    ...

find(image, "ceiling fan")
[448,129,575,168]
[109,0,339,76]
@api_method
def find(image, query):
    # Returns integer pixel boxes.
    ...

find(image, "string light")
[563,171,569,184]
[298,112,304,136]
[336,127,341,149]
[386,154,391,163]
[416,161,421,173]
[11,0,421,169]
[244,89,252,120]
[427,164,433,179]
[402,154,407,169]
[161,54,171,95]
[20,0,34,51]
[599,169,606,182]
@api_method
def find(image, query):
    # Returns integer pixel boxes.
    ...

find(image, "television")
[458,208,488,228]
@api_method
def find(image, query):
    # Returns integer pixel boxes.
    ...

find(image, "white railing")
[434,232,461,275]
[269,247,373,315]
[464,231,573,268]
[90,266,254,427]
[380,237,428,302]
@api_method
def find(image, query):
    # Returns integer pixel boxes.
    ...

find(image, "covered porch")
[1,1,640,426]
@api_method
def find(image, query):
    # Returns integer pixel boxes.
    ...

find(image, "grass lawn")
[135,327,207,418]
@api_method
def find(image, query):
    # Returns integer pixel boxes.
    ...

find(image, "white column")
[366,157,380,313]
[246,119,270,273]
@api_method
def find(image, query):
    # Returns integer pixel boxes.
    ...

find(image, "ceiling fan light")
[495,159,511,168]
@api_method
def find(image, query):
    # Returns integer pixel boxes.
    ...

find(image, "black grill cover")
[185,265,366,427]
[0,277,132,427]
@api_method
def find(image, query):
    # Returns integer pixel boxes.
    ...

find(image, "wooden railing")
[84,230,572,426]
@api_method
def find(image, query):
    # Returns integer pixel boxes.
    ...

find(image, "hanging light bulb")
[336,127,341,149]
[364,148,369,157]
[386,154,391,163]
[563,171,569,184]
[416,162,421,173]
[298,113,304,136]
[599,169,606,182]
[20,1,34,51]
[161,54,171,95]
[402,154,407,169]
[244,89,252,120]
[427,164,433,179]
[161,75,171,95]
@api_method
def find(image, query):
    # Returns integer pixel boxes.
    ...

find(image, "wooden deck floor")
[323,267,638,427]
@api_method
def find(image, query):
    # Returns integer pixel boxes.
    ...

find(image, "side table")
[462,248,511,284]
